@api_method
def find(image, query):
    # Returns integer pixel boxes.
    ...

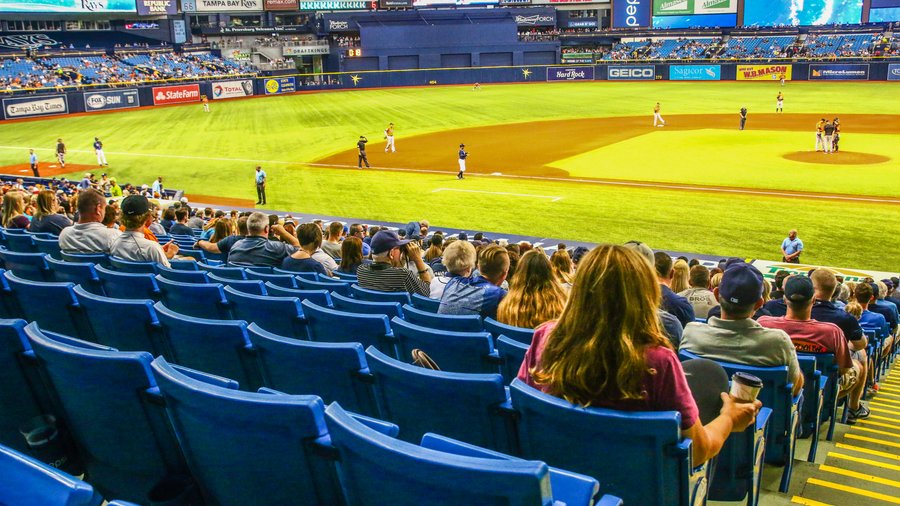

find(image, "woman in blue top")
[282,223,329,276]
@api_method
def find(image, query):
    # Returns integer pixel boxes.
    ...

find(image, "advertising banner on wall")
[264,77,296,94]
[380,0,412,6]
[136,0,177,14]
[283,45,330,56]
[3,94,67,120]
[736,64,792,81]
[612,0,652,28]
[513,12,556,26]
[83,89,140,111]
[264,0,298,8]
[152,84,201,105]
[561,53,594,64]
[670,64,720,80]
[751,260,896,284]
[653,0,736,15]
[193,0,262,11]
[888,64,900,81]
[809,64,869,81]
[0,0,137,12]
[212,80,254,99]
[608,65,656,80]
[546,66,594,81]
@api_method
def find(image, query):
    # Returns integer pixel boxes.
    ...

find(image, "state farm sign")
[152,84,201,105]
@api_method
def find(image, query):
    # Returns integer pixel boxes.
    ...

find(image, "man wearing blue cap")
[680,263,804,396]
[357,230,432,296]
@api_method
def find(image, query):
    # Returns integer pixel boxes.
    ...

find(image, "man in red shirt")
[759,275,868,423]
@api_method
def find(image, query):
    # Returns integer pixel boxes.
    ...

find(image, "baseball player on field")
[653,102,665,127]
[94,137,108,167]
[56,138,66,168]
[457,143,467,180]
[776,92,784,113]
[815,119,826,151]
[384,122,396,153]
[832,118,841,152]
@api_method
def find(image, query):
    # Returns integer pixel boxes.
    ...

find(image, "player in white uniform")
[384,123,396,153]
[93,137,108,167]
[653,102,665,127]
[776,92,784,113]
[457,143,467,180]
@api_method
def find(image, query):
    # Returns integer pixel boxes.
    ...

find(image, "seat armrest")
[756,407,773,432]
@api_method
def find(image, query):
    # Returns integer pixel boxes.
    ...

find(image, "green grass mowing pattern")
[0,81,897,271]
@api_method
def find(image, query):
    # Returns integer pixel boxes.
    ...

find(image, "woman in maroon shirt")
[1,190,30,230]
[518,244,760,466]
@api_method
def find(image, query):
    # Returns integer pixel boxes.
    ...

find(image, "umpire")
[255,166,267,205]
[739,107,748,131]
[357,135,370,169]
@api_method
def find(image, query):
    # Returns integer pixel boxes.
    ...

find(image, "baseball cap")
[121,195,151,216]
[869,282,880,298]
[724,257,746,269]
[719,263,764,306]
[371,230,410,255]
[623,240,654,266]
[881,279,894,290]
[784,275,815,303]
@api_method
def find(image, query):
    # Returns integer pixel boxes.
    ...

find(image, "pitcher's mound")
[782,151,890,165]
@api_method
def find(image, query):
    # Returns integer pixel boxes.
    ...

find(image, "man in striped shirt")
[357,230,432,296]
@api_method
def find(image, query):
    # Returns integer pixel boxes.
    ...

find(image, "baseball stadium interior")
[0,0,899,505]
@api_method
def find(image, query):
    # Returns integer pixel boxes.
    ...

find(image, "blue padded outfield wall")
[2,62,898,121]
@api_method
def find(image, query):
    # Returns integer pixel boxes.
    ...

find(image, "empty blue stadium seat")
[109,257,158,274]
[46,257,105,295]
[244,269,297,288]
[33,237,62,260]
[3,271,94,340]
[798,352,841,442]
[243,265,274,274]
[198,263,246,279]
[411,292,441,312]
[510,379,708,506]
[175,249,206,262]
[0,250,52,281]
[332,270,358,282]
[390,317,500,374]
[149,357,344,506]
[207,273,266,295]
[156,264,209,283]
[224,286,307,339]
[168,259,199,271]
[366,347,516,452]
[350,284,412,305]
[401,304,484,332]
[155,276,231,320]
[25,324,189,503]
[331,292,404,319]
[247,324,378,416]
[325,402,613,506]
[5,233,37,253]
[62,252,110,267]
[299,277,352,296]
[95,265,160,300]
[73,286,168,357]
[154,303,260,390]
[484,317,535,345]
[302,300,396,356]
[0,444,103,506]
[497,335,529,384]
[0,319,54,453]
[265,283,333,306]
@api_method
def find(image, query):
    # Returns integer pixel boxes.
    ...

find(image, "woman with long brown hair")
[549,249,574,288]
[30,190,72,235]
[496,250,567,329]
[209,219,233,243]
[1,190,30,229]
[518,244,760,466]
[338,236,368,274]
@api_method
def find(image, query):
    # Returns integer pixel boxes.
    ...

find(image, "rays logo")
[0,34,59,50]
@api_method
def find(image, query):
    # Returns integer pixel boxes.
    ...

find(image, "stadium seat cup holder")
[18,413,84,476]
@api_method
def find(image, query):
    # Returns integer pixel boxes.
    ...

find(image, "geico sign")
[609,67,654,78]
[624,0,643,27]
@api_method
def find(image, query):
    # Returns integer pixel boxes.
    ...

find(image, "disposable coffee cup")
[730,372,763,403]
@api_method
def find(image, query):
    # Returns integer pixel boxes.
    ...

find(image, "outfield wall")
[2,62,898,121]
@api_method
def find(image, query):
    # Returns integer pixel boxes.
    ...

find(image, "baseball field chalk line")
[3,146,897,205]
[432,188,563,202]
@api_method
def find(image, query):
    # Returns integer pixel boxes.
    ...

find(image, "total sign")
[152,84,201,105]
[613,0,650,28]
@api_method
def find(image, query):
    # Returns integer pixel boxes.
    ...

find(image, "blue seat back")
[155,276,231,320]
[401,304,483,332]
[109,257,158,274]
[168,259,199,271]
[73,286,167,357]
[331,292,403,319]
[390,317,499,374]
[5,233,37,253]
[497,335,529,384]
[224,287,307,340]
[0,319,53,453]
[274,267,318,281]
[175,249,206,262]
[95,266,160,300]
[301,300,395,356]
[46,257,104,295]
[33,237,63,260]
[207,273,266,295]
[510,379,695,506]
[150,357,342,506]
[299,278,352,296]
[154,303,259,390]
[244,270,297,288]
[411,293,441,312]
[0,250,52,281]
[243,266,274,274]
[366,347,515,453]
[350,284,412,305]
[61,252,110,267]
[324,403,556,506]
[797,355,824,439]
[483,317,535,345]
[156,265,209,284]
[798,353,839,426]
[198,263,246,279]
[265,284,333,306]
[3,272,93,340]
[0,444,102,506]
[25,324,186,503]
[247,324,378,416]
[332,270,358,282]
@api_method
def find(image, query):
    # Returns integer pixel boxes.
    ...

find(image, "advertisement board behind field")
[212,80,254,99]
[736,64,792,81]
[546,66,594,81]
[808,64,869,81]
[84,89,140,111]
[608,65,656,80]
[889,63,900,81]
[152,84,201,105]
[3,94,68,120]
[670,64,720,80]
[264,77,297,94]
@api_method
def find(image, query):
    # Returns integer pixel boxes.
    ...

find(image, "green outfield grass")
[0,81,896,271]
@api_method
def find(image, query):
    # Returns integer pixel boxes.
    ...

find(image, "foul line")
[2,146,897,205]
[431,188,562,202]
